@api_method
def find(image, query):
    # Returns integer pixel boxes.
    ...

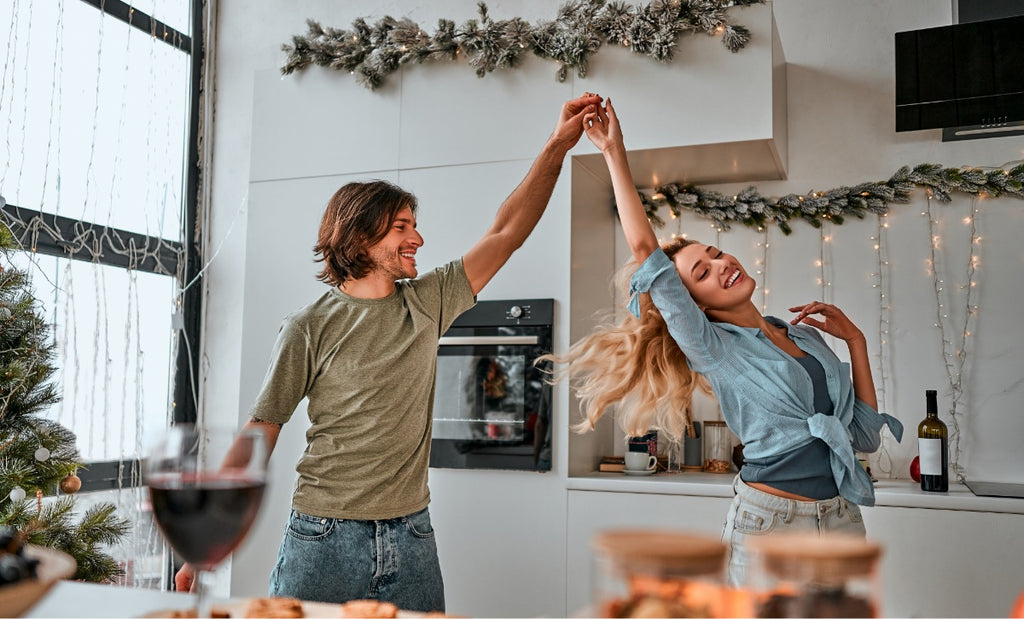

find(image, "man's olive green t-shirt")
[249,259,475,520]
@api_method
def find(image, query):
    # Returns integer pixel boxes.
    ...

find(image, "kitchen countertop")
[24,580,193,618]
[567,472,1024,515]
[24,581,431,618]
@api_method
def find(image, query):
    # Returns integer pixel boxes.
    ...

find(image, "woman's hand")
[788,302,865,343]
[584,98,624,155]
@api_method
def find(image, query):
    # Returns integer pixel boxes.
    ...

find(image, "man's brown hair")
[314,180,418,287]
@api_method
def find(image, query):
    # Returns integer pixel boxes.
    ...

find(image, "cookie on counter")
[337,599,398,618]
[244,596,305,618]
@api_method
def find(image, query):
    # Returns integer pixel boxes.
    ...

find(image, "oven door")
[429,325,552,471]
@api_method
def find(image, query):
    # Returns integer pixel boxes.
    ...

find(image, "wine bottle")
[918,389,948,492]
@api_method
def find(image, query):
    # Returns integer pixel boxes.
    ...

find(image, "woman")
[558,98,903,585]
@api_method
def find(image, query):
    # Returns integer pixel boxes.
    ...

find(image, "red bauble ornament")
[910,455,921,483]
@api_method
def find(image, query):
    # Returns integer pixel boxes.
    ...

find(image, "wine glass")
[146,424,267,617]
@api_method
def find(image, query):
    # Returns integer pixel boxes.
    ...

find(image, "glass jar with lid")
[703,420,733,473]
[746,533,883,618]
[590,529,741,618]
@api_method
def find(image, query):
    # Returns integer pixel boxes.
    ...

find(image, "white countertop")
[567,472,1024,515]
[24,580,194,618]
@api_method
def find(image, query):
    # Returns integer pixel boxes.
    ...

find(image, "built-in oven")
[430,298,553,472]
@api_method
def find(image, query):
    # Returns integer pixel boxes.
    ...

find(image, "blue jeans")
[268,507,445,612]
[721,476,866,586]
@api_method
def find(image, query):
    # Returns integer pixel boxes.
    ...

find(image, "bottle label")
[919,438,943,476]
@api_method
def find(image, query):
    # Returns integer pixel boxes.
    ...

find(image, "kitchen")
[221,1,1024,616]
[5,0,1024,617]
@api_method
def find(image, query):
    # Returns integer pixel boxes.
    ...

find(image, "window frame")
[0,0,204,491]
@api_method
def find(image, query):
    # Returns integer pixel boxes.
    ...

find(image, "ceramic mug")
[624,451,657,472]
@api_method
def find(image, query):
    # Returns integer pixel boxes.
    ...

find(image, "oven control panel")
[506,304,529,320]
[450,299,553,328]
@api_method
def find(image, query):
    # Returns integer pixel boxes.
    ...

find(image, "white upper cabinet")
[250,3,785,186]
[572,2,788,186]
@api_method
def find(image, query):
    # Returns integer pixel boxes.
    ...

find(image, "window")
[1,0,203,588]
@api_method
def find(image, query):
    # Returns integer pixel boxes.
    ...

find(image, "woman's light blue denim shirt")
[629,249,903,506]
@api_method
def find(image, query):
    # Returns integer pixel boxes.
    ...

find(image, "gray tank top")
[739,349,839,500]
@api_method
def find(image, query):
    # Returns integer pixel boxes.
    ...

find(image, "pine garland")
[281,0,764,90]
[637,162,1024,234]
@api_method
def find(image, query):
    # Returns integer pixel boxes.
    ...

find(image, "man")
[175,93,600,611]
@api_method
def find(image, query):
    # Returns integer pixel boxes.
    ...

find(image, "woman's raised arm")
[584,99,660,263]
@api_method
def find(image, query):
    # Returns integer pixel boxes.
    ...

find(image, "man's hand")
[549,92,602,150]
[175,562,196,592]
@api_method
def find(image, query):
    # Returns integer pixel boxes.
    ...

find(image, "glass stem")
[196,568,216,618]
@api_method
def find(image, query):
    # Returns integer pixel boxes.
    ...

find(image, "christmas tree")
[0,215,130,583]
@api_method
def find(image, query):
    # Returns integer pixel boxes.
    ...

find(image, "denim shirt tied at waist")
[628,249,903,506]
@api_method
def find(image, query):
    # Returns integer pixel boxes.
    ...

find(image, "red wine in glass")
[146,424,267,617]
[149,473,265,570]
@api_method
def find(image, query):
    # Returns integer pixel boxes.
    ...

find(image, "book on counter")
[599,455,625,472]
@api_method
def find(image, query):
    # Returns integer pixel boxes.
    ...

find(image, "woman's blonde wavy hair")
[541,238,712,442]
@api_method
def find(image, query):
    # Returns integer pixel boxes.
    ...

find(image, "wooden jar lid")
[592,529,727,576]
[750,533,882,582]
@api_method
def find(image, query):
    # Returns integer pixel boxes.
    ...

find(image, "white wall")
[207,1,1024,617]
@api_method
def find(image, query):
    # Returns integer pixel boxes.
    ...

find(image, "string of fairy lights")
[870,213,894,475]
[923,193,982,482]
[0,0,193,586]
[756,228,769,313]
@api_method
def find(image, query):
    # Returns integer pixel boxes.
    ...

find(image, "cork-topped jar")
[703,420,734,473]
[591,529,740,618]
[746,533,883,618]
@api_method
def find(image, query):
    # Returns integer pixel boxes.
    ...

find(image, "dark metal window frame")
[1,0,203,491]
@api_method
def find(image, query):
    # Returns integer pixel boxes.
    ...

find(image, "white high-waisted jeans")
[721,475,866,586]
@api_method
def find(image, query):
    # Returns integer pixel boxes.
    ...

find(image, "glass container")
[591,529,737,618]
[703,421,733,473]
[746,533,883,618]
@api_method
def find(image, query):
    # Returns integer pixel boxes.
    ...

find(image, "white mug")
[624,451,657,472]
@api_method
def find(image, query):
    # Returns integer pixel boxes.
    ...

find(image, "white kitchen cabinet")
[566,485,732,616]
[864,503,1024,618]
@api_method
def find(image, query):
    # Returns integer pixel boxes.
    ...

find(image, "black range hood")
[895,14,1024,141]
